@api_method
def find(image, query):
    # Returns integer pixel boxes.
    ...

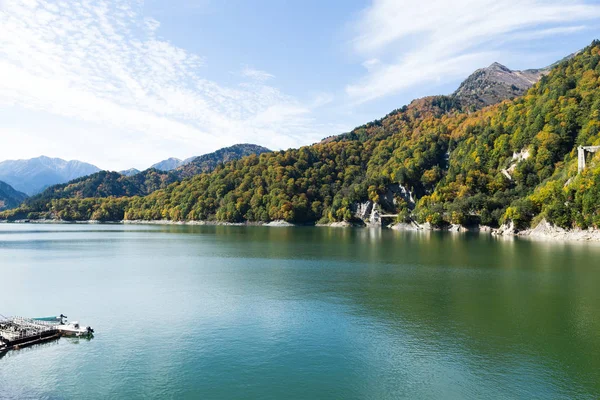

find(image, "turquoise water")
[1,224,599,399]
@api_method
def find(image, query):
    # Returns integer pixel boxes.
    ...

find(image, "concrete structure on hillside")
[577,146,600,173]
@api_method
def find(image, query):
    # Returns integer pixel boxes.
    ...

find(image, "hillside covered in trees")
[23,169,179,211]
[17,144,271,212]
[2,41,600,231]
[0,180,27,211]
[175,144,271,179]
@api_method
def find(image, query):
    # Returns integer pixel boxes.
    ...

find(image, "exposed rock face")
[351,201,374,221]
[453,62,547,109]
[351,184,416,227]
[501,147,531,180]
[390,221,422,231]
[315,221,361,228]
[263,220,294,227]
[351,201,381,225]
[350,201,386,226]
[380,184,416,210]
[519,219,600,241]
[493,221,516,236]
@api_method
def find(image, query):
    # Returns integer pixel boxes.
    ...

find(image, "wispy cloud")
[241,66,275,82]
[346,0,600,103]
[0,0,332,168]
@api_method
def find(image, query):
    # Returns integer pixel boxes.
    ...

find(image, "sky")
[1,0,600,170]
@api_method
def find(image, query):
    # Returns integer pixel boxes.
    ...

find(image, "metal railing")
[0,316,57,342]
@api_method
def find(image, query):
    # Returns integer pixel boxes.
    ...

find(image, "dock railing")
[0,316,57,342]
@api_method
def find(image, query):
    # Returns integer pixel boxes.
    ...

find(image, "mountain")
[18,144,272,209]
[4,40,600,231]
[0,180,28,211]
[0,156,100,195]
[176,144,271,178]
[119,168,140,176]
[452,62,547,109]
[149,144,269,173]
[321,60,553,145]
[23,169,180,211]
[151,157,187,171]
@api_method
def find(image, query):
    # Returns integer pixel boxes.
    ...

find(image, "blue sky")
[1,0,600,170]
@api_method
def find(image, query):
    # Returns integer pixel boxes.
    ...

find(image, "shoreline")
[2,218,599,243]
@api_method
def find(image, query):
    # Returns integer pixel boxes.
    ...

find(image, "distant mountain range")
[0,180,28,211]
[3,41,600,232]
[22,144,271,208]
[0,56,565,205]
[0,156,101,195]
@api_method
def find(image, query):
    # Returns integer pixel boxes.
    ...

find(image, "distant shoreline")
[2,218,600,243]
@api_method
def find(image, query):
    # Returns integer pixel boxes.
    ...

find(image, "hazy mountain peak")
[119,168,141,176]
[150,157,184,171]
[0,156,100,195]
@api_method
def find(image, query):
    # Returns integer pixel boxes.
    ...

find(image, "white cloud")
[241,66,275,82]
[0,0,331,169]
[347,0,600,103]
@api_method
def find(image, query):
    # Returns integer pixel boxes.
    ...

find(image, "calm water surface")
[0,223,599,399]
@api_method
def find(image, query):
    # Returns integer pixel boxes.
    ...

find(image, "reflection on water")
[0,223,599,399]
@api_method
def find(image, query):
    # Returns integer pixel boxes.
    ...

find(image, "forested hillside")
[23,169,179,211]
[0,180,27,211]
[418,42,600,229]
[16,144,271,214]
[175,144,271,179]
[2,41,599,230]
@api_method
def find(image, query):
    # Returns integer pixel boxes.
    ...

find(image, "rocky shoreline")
[2,218,599,242]
[389,219,600,243]
[517,220,600,242]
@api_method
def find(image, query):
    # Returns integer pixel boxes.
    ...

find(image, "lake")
[1,223,599,399]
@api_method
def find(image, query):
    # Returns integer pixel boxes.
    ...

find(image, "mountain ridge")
[0,180,28,211]
[0,156,101,195]
[322,54,571,145]
[452,61,548,109]
[3,40,599,233]
[20,144,271,208]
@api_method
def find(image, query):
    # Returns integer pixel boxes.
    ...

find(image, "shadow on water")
[0,335,94,360]
[0,337,60,359]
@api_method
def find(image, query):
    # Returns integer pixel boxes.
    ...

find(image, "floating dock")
[0,317,60,353]
[0,315,93,354]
